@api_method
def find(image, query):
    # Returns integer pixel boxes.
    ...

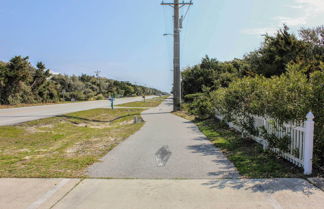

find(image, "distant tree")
[299,26,324,46]
[31,62,51,95]
[1,56,34,104]
[200,55,219,70]
[297,26,324,75]
[182,65,216,96]
[246,25,309,77]
[0,56,166,105]
[182,56,240,97]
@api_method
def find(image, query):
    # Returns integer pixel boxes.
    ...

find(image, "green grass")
[0,108,145,178]
[173,105,195,121]
[174,109,305,178]
[117,96,168,108]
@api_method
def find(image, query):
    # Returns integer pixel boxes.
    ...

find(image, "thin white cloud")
[241,27,277,36]
[288,5,303,9]
[293,0,324,13]
[274,16,307,26]
[242,0,324,36]
[283,0,324,26]
[49,70,60,75]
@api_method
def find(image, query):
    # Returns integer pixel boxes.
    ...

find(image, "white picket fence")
[215,112,315,175]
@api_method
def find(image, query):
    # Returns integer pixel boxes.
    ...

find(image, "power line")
[182,0,193,22]
[180,0,193,71]
[162,6,173,88]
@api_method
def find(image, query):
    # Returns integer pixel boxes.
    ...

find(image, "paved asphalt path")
[0,96,155,126]
[88,98,239,179]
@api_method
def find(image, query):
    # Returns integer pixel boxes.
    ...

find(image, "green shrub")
[95,94,105,100]
[309,69,324,166]
[184,93,203,102]
[182,25,324,169]
[188,89,214,120]
[209,65,323,167]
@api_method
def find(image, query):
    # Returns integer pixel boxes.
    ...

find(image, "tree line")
[182,25,324,169]
[0,56,165,105]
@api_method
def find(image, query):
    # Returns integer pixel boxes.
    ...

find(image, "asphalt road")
[88,98,239,179]
[0,96,156,126]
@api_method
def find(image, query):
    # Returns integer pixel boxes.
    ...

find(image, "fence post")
[303,112,314,175]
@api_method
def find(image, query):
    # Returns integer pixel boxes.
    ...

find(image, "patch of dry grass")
[173,110,195,121]
[0,108,144,178]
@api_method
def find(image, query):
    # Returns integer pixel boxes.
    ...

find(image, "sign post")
[109,97,115,109]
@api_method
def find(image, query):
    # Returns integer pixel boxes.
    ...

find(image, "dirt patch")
[119,120,134,125]
[25,124,54,133]
[88,124,111,129]
[35,148,49,152]
[38,124,54,129]
[65,137,118,157]
[25,127,43,133]
[18,148,31,153]
[22,156,32,160]
[71,122,111,129]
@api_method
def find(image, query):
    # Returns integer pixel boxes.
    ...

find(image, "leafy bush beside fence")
[192,66,324,169]
[182,25,324,170]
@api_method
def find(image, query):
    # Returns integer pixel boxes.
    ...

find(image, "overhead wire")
[180,0,193,71]
[182,0,193,22]
[162,5,174,89]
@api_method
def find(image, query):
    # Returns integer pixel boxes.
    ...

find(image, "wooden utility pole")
[173,0,181,111]
[161,0,193,111]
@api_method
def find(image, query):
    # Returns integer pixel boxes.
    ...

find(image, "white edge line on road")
[25,179,70,209]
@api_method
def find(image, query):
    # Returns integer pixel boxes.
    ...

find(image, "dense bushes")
[213,65,317,122]
[182,56,243,96]
[186,88,214,120]
[0,56,165,105]
[210,66,323,165]
[182,25,324,168]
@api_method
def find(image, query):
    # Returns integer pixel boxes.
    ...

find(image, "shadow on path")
[187,142,239,178]
[201,178,316,195]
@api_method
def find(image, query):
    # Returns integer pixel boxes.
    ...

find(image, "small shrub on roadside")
[188,89,214,120]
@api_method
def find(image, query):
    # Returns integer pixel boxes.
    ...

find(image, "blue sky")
[0,0,323,92]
